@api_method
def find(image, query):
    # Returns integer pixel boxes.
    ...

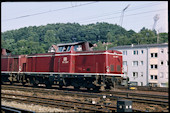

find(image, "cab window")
[74,45,82,51]
[57,46,71,52]
[57,46,64,52]
[67,46,71,51]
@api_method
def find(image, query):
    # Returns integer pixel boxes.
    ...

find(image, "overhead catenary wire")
[3,1,99,22]
[3,2,163,22]
[79,8,167,24]
[75,2,164,23]
[2,2,167,33]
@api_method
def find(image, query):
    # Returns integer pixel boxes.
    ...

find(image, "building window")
[123,61,127,66]
[141,50,144,54]
[155,53,158,57]
[161,83,167,87]
[132,72,138,78]
[133,50,138,55]
[150,75,158,80]
[151,53,158,58]
[140,61,143,65]
[150,64,158,69]
[160,72,164,78]
[160,61,163,65]
[132,61,138,66]
[141,72,143,77]
[141,82,143,86]
[123,51,127,55]
[151,53,154,57]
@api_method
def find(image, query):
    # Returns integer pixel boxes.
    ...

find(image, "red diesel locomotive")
[1,41,124,90]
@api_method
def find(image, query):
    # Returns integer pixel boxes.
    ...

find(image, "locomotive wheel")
[105,84,111,90]
[33,83,38,87]
[59,85,63,89]
[32,77,39,87]
[93,86,100,92]
[22,82,26,86]
[87,87,91,91]
[45,81,52,89]
[46,84,52,88]
[33,82,38,87]
[59,81,64,89]
[10,81,13,85]
[74,86,80,90]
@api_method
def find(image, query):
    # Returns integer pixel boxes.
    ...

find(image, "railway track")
[104,90,168,100]
[116,85,168,92]
[1,105,35,113]
[1,92,118,112]
[2,85,168,107]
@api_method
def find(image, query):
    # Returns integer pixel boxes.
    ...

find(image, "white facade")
[110,43,168,87]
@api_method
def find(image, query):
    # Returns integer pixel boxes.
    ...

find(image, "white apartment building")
[110,43,168,87]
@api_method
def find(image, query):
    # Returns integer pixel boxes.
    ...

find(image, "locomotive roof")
[56,41,93,47]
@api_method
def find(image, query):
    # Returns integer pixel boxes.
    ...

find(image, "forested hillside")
[1,22,168,55]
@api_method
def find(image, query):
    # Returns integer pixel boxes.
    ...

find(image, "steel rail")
[104,91,168,100]
[2,85,168,99]
[1,93,115,112]
[1,105,35,113]
[2,85,168,106]
[1,92,146,112]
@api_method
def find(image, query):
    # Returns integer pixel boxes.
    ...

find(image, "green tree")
[106,32,113,43]
[159,33,168,43]
[1,22,168,55]
[44,30,56,49]
[139,27,157,44]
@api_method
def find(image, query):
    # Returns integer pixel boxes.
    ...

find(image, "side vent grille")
[111,65,114,71]
[117,65,121,72]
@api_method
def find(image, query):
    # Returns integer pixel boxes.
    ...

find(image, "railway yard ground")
[1,83,169,112]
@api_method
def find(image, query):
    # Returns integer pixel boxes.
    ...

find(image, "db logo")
[62,57,69,64]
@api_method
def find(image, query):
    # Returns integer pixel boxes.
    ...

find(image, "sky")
[1,1,168,33]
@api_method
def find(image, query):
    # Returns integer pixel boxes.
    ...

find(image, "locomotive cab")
[48,41,93,53]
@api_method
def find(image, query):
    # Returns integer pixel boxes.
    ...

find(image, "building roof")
[109,43,168,50]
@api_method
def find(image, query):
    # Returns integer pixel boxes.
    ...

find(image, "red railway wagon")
[26,53,55,72]
[1,49,27,83]
[1,42,124,90]
[1,54,26,72]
